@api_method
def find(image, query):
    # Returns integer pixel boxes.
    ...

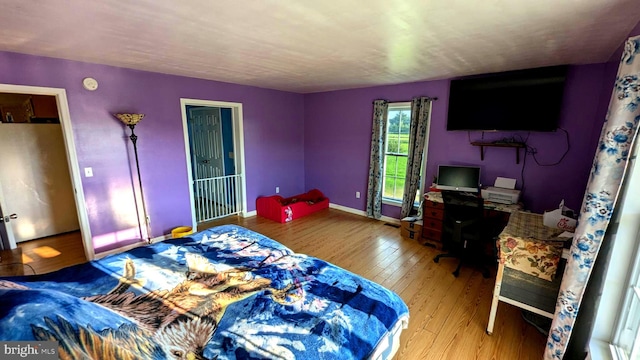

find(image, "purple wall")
[0,51,304,253]
[304,64,610,215]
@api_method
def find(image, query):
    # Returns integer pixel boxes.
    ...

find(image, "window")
[382,102,424,206]
[611,230,640,359]
[605,147,640,360]
[589,146,640,360]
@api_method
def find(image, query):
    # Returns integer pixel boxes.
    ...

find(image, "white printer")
[480,177,521,204]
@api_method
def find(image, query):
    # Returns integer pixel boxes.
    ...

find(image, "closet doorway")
[0,84,92,260]
[180,99,247,228]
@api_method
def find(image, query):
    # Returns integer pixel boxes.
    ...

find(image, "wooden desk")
[422,191,523,248]
[0,247,24,276]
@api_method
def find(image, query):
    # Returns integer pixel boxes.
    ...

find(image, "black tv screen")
[436,165,481,193]
[446,66,568,132]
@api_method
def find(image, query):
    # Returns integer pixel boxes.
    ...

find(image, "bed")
[0,225,409,360]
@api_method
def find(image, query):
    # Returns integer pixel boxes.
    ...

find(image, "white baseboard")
[242,210,257,218]
[329,203,366,216]
[94,240,147,259]
[329,203,401,225]
[93,234,172,259]
[151,234,172,243]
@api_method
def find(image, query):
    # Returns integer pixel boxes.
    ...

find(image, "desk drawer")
[423,218,443,231]
[425,201,444,210]
[424,208,444,220]
[422,228,442,242]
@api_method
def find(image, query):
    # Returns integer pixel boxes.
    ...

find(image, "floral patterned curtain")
[401,97,432,218]
[366,100,389,219]
[545,35,640,359]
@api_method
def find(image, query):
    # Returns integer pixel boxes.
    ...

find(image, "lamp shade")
[114,113,145,126]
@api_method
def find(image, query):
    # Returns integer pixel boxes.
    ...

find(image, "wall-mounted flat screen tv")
[446,65,568,132]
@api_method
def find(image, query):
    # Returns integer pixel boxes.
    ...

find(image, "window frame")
[381,102,429,208]
[588,144,640,360]
[611,227,640,360]
[589,143,640,360]
[609,146,640,360]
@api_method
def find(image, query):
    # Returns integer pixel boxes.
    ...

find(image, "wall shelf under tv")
[470,141,526,164]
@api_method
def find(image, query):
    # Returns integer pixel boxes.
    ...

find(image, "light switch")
[84,167,93,177]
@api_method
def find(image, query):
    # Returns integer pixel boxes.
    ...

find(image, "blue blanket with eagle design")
[0,225,409,359]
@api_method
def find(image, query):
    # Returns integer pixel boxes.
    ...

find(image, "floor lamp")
[114,113,151,243]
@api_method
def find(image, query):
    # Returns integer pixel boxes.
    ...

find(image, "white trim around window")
[589,145,640,360]
[381,101,430,210]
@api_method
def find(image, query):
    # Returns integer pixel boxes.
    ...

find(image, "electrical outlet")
[356,191,361,199]
[275,187,280,194]
[84,167,93,177]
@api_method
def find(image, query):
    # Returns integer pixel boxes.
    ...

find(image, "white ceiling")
[1,0,639,93]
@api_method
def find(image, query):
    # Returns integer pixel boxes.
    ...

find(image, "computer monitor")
[435,165,481,193]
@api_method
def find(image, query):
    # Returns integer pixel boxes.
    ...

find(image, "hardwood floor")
[16,211,546,359]
[18,230,87,275]
[199,208,547,360]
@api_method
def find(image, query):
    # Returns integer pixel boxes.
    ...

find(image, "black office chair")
[433,191,490,278]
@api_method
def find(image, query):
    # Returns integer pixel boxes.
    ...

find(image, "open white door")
[0,123,80,244]
[0,185,17,250]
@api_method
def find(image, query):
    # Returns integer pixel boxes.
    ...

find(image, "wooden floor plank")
[17,230,86,275]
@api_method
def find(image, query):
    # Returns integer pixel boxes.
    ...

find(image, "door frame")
[0,181,16,248]
[0,84,93,260]
[180,99,247,230]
